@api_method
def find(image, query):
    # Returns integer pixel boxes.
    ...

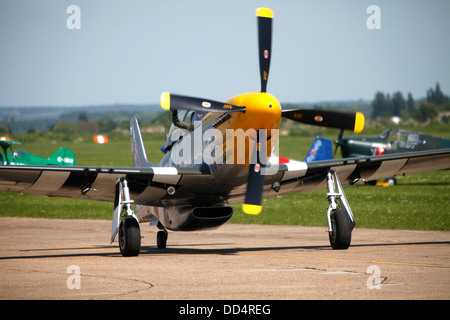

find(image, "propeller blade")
[256,8,273,93]
[333,129,344,157]
[282,109,365,133]
[242,162,264,215]
[160,92,246,113]
[242,134,267,215]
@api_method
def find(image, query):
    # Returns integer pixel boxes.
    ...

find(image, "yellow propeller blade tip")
[354,112,365,133]
[242,204,262,215]
[160,92,171,111]
[256,7,273,19]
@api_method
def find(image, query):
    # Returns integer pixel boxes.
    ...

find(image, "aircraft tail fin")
[48,148,76,166]
[304,136,333,162]
[130,117,155,167]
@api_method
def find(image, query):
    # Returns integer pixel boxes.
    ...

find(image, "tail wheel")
[329,209,353,250]
[157,231,167,249]
[119,217,141,257]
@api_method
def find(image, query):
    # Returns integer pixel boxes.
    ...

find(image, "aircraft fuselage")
[136,92,282,231]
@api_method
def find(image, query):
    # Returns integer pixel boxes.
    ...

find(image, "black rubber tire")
[329,209,353,250]
[119,217,141,257]
[157,230,167,249]
[384,177,397,186]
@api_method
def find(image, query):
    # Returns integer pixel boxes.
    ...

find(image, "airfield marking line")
[238,253,450,269]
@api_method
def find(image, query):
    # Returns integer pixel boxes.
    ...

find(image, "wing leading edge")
[0,148,449,207]
[256,148,450,201]
[0,164,211,205]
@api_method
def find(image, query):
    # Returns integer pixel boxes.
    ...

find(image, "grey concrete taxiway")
[0,217,449,300]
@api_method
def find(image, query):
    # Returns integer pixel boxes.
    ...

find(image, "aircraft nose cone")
[224,92,282,166]
[236,92,282,133]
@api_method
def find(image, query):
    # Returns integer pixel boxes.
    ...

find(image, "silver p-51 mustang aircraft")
[1,8,449,256]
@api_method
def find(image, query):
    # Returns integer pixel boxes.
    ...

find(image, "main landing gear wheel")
[328,209,353,250]
[384,177,397,186]
[119,217,141,257]
[326,170,355,250]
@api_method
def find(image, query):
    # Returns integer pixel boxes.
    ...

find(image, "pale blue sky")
[0,0,449,107]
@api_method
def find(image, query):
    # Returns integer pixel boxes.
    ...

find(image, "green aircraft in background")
[336,129,450,159]
[0,138,75,166]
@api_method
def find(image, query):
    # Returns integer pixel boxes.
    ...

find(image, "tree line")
[1,84,449,135]
[371,83,450,123]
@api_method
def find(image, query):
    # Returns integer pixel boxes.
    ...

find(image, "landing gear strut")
[326,171,355,249]
[111,178,141,256]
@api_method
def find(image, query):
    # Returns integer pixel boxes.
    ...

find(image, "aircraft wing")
[1,149,449,207]
[0,164,212,205]
[229,148,450,203]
